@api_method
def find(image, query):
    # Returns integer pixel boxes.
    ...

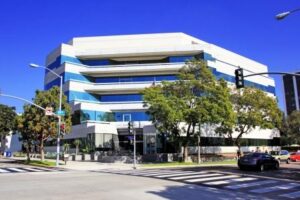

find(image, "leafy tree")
[15,106,37,162]
[143,59,234,162]
[230,87,282,151]
[281,111,300,145]
[19,86,72,161]
[0,104,17,153]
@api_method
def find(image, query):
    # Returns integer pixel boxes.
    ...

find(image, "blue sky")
[0,0,299,113]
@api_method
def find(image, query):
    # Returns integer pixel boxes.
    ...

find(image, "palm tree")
[73,139,81,155]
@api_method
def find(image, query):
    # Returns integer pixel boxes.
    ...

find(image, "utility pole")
[128,121,136,169]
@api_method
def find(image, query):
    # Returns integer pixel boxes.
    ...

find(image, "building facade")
[44,33,279,154]
[283,74,300,115]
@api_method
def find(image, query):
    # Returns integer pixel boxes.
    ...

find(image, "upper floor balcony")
[79,62,185,77]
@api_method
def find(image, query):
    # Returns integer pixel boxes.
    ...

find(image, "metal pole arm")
[0,93,60,118]
[244,72,300,78]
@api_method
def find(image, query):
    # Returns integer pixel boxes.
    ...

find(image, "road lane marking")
[185,175,240,183]
[225,180,277,189]
[204,177,257,185]
[156,171,209,178]
[250,183,300,193]
[170,173,223,180]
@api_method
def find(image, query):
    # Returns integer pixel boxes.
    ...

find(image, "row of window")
[71,110,149,125]
[45,135,280,148]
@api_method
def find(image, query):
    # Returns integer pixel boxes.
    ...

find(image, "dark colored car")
[238,153,279,171]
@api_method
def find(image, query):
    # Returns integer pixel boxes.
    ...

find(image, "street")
[1,158,300,199]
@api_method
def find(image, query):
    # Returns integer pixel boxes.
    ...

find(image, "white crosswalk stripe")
[139,171,195,177]
[0,168,10,173]
[0,167,61,174]
[169,173,222,180]
[155,171,209,178]
[185,174,239,183]
[97,168,300,199]
[7,168,26,172]
[23,168,44,172]
[203,177,257,185]
[250,183,300,194]
[280,191,300,199]
[225,180,277,189]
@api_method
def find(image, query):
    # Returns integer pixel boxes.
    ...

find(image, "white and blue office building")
[44,33,279,154]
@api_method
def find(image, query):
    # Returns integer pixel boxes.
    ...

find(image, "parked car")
[270,150,291,164]
[238,153,279,171]
[290,152,300,162]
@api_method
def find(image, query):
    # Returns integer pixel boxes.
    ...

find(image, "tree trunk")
[0,136,6,154]
[40,139,44,161]
[25,144,30,162]
[183,145,188,162]
[182,124,192,162]
[76,145,78,155]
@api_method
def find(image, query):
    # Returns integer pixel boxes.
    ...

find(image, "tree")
[15,106,37,162]
[143,59,235,162]
[230,87,282,151]
[19,86,72,161]
[0,104,17,153]
[281,111,300,145]
[73,139,81,155]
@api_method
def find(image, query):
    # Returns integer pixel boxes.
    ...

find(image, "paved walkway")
[61,160,138,171]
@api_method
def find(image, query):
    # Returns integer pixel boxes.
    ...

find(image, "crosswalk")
[96,168,300,199]
[0,167,62,174]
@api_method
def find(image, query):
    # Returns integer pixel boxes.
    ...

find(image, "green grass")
[23,160,57,167]
[142,160,237,167]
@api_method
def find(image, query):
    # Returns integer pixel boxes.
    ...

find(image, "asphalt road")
[0,170,260,200]
[1,158,300,200]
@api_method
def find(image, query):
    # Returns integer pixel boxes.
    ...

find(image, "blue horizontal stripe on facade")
[81,59,110,66]
[64,91,143,103]
[95,75,178,83]
[100,94,143,102]
[65,91,99,102]
[114,111,149,121]
[81,110,108,121]
[45,53,276,98]
[169,56,194,63]
[44,72,93,90]
[80,109,149,122]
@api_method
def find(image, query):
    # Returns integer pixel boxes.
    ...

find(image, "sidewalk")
[60,160,138,171]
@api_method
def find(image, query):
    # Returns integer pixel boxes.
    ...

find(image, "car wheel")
[274,162,280,170]
[286,158,290,164]
[259,164,265,172]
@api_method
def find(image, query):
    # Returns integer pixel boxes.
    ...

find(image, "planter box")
[82,154,91,161]
[72,155,82,161]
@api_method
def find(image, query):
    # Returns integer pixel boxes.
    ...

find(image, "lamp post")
[29,63,63,167]
[276,8,300,20]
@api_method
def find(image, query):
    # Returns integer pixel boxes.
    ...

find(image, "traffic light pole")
[133,126,137,169]
[235,70,300,89]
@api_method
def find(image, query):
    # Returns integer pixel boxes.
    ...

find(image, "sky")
[0,0,299,113]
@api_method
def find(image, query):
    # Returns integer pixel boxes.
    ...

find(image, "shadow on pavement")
[147,184,257,200]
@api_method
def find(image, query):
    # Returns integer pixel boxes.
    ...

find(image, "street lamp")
[29,63,63,167]
[276,8,300,20]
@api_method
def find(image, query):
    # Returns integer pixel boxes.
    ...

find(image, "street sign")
[45,107,53,116]
[56,110,65,116]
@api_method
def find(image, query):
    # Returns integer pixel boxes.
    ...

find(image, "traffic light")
[235,68,244,89]
[60,122,66,136]
[128,121,133,134]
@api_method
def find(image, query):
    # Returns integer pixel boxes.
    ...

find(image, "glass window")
[123,114,131,122]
